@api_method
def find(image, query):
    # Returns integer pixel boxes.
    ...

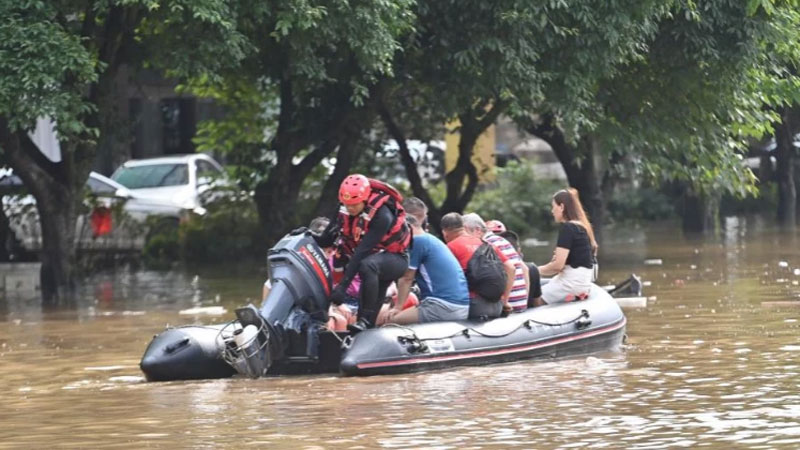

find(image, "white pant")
[541,266,593,304]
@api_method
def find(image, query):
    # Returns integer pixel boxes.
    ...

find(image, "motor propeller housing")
[140,232,334,381]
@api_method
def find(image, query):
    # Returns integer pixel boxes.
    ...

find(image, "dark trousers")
[356,252,408,325]
[527,262,542,306]
[469,295,503,320]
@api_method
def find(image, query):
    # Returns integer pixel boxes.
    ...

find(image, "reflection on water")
[2,217,800,448]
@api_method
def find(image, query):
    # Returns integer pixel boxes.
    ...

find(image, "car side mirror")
[114,188,131,199]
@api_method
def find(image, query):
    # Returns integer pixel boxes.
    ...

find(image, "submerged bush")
[607,186,675,223]
[467,162,562,237]
[179,194,262,262]
[143,190,263,266]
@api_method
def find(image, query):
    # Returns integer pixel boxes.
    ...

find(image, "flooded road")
[2,216,800,449]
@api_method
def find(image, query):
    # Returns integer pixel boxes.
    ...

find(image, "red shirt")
[447,234,508,270]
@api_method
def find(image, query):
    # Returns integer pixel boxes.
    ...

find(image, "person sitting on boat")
[462,213,528,314]
[536,188,598,304]
[490,222,543,308]
[441,212,506,320]
[387,198,470,324]
[313,174,411,333]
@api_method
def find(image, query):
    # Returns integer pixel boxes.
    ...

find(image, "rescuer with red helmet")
[314,174,411,333]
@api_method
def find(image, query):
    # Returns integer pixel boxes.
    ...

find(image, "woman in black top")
[537,188,597,304]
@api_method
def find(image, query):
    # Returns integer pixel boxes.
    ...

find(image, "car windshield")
[112,163,189,189]
[87,177,118,195]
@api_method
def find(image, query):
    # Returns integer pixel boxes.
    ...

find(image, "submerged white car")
[2,171,192,252]
[111,154,228,211]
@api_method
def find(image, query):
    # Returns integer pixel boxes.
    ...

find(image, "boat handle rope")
[322,323,346,344]
[384,309,591,343]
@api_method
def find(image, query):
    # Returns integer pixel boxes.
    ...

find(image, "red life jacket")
[337,179,411,258]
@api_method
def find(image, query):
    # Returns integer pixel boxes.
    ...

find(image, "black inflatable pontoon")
[140,233,629,381]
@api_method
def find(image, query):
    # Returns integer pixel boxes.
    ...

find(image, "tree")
[0,0,247,300]
[521,0,796,233]
[774,108,800,223]
[379,0,666,229]
[188,0,415,243]
[752,3,800,224]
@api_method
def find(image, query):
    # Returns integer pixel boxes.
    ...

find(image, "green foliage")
[393,0,669,133]
[143,227,180,268]
[143,192,262,266]
[177,195,262,263]
[185,77,278,191]
[581,0,796,199]
[0,0,249,136]
[608,186,676,223]
[466,162,562,237]
[0,1,97,135]
[720,182,778,215]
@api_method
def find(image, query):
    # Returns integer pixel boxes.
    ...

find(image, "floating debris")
[779,261,789,268]
[179,306,227,315]
[108,376,144,383]
[84,365,127,371]
[616,297,647,308]
[522,237,549,247]
[761,301,800,308]
[585,356,605,367]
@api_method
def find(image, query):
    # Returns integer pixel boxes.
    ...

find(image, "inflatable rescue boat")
[140,232,633,381]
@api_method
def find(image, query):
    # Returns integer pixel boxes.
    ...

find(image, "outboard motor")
[140,231,333,381]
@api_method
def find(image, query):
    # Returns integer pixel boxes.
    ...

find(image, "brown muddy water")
[2,216,800,449]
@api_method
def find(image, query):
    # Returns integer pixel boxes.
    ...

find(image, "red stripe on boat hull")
[356,317,626,370]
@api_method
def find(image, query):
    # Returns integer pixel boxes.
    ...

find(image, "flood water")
[2,216,800,449]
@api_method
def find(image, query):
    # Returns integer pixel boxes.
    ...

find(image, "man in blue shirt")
[388,197,470,324]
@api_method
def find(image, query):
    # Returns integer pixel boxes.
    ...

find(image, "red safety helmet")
[339,174,371,205]
[486,219,506,234]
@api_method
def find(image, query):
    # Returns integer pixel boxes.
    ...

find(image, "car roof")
[119,154,217,167]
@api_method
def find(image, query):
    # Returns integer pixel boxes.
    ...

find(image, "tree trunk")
[441,105,504,215]
[36,190,79,298]
[255,137,343,244]
[681,188,719,234]
[94,65,133,175]
[378,101,443,230]
[0,196,10,261]
[314,134,359,220]
[254,161,302,243]
[775,110,796,225]
[525,117,607,241]
[380,101,505,233]
[0,121,84,301]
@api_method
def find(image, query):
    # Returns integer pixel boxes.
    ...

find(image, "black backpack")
[465,242,507,302]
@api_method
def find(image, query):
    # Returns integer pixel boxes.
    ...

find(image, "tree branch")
[0,117,58,196]
[294,139,337,180]
[378,100,437,208]
[314,133,359,219]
